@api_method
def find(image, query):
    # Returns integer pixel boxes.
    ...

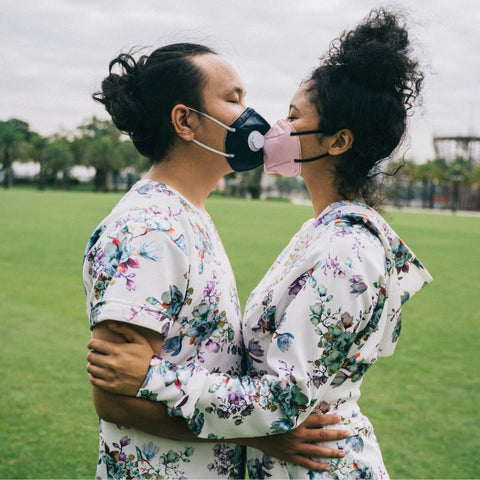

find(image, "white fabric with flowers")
[137,200,432,479]
[83,179,246,479]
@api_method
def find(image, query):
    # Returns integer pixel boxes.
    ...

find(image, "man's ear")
[328,129,354,155]
[171,104,197,141]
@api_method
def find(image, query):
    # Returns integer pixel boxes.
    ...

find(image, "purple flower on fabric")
[205,339,220,353]
[203,280,217,299]
[227,391,243,405]
[120,436,130,447]
[288,271,311,295]
[315,400,331,414]
[349,275,368,295]
[216,465,228,475]
[225,448,235,460]
[248,339,264,358]
[123,273,136,291]
[341,312,354,328]
[262,454,275,470]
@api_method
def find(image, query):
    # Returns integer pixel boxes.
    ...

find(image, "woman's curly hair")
[306,8,424,206]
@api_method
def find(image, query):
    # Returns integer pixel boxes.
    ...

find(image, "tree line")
[1,116,480,210]
[384,156,480,211]
[0,117,148,191]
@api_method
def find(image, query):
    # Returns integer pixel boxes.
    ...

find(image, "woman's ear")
[329,129,354,155]
[171,104,197,141]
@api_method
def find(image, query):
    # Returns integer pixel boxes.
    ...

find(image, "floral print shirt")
[136,201,432,479]
[83,180,246,479]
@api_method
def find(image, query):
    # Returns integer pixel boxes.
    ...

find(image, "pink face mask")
[263,119,331,177]
[263,119,302,177]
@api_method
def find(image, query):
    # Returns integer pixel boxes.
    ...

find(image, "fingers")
[293,418,350,443]
[288,455,331,473]
[87,337,115,354]
[305,427,350,443]
[295,443,345,460]
[88,372,119,394]
[87,349,109,367]
[108,322,147,344]
[304,413,342,427]
[87,361,124,394]
[87,362,110,381]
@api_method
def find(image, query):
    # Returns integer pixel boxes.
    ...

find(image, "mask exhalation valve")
[248,131,265,152]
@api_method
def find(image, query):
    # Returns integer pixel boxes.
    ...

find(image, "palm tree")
[0,119,30,188]
[412,158,448,208]
[41,136,75,188]
[27,132,48,190]
[76,117,125,192]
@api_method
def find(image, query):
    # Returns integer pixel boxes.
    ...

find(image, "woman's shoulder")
[312,201,387,277]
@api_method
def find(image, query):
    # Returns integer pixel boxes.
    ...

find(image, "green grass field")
[0,188,479,479]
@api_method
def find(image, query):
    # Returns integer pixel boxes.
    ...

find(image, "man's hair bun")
[93,43,216,161]
[93,53,144,139]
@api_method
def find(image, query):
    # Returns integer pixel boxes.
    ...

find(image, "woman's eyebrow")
[289,104,300,113]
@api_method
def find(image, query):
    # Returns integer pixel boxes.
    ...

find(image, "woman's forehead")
[290,86,315,113]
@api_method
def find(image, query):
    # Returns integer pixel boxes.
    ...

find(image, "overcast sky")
[1,0,479,161]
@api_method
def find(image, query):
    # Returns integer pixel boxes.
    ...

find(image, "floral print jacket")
[136,201,432,479]
[83,180,246,479]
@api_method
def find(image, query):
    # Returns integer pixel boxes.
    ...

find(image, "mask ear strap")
[294,152,331,163]
[192,139,235,158]
[290,129,329,162]
[290,130,322,136]
[188,107,236,132]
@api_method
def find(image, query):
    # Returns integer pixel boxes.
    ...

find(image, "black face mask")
[190,107,270,172]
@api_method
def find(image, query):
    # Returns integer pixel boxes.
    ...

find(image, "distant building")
[433,136,480,164]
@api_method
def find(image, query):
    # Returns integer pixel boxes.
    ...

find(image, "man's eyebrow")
[224,86,246,96]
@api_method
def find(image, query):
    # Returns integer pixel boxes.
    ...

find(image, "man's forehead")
[193,54,244,93]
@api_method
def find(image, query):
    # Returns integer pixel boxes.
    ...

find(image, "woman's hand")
[240,414,349,473]
[87,323,156,396]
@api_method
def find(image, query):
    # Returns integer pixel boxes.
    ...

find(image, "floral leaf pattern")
[132,200,431,479]
[83,180,245,479]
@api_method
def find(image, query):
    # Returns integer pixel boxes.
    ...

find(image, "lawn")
[0,189,478,478]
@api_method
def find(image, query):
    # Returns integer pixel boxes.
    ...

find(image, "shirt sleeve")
[86,229,189,337]
[136,252,385,439]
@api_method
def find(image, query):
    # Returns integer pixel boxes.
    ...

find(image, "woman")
[84,43,348,479]
[88,10,433,479]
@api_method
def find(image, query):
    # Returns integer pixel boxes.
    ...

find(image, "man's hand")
[240,414,349,473]
[87,323,155,396]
